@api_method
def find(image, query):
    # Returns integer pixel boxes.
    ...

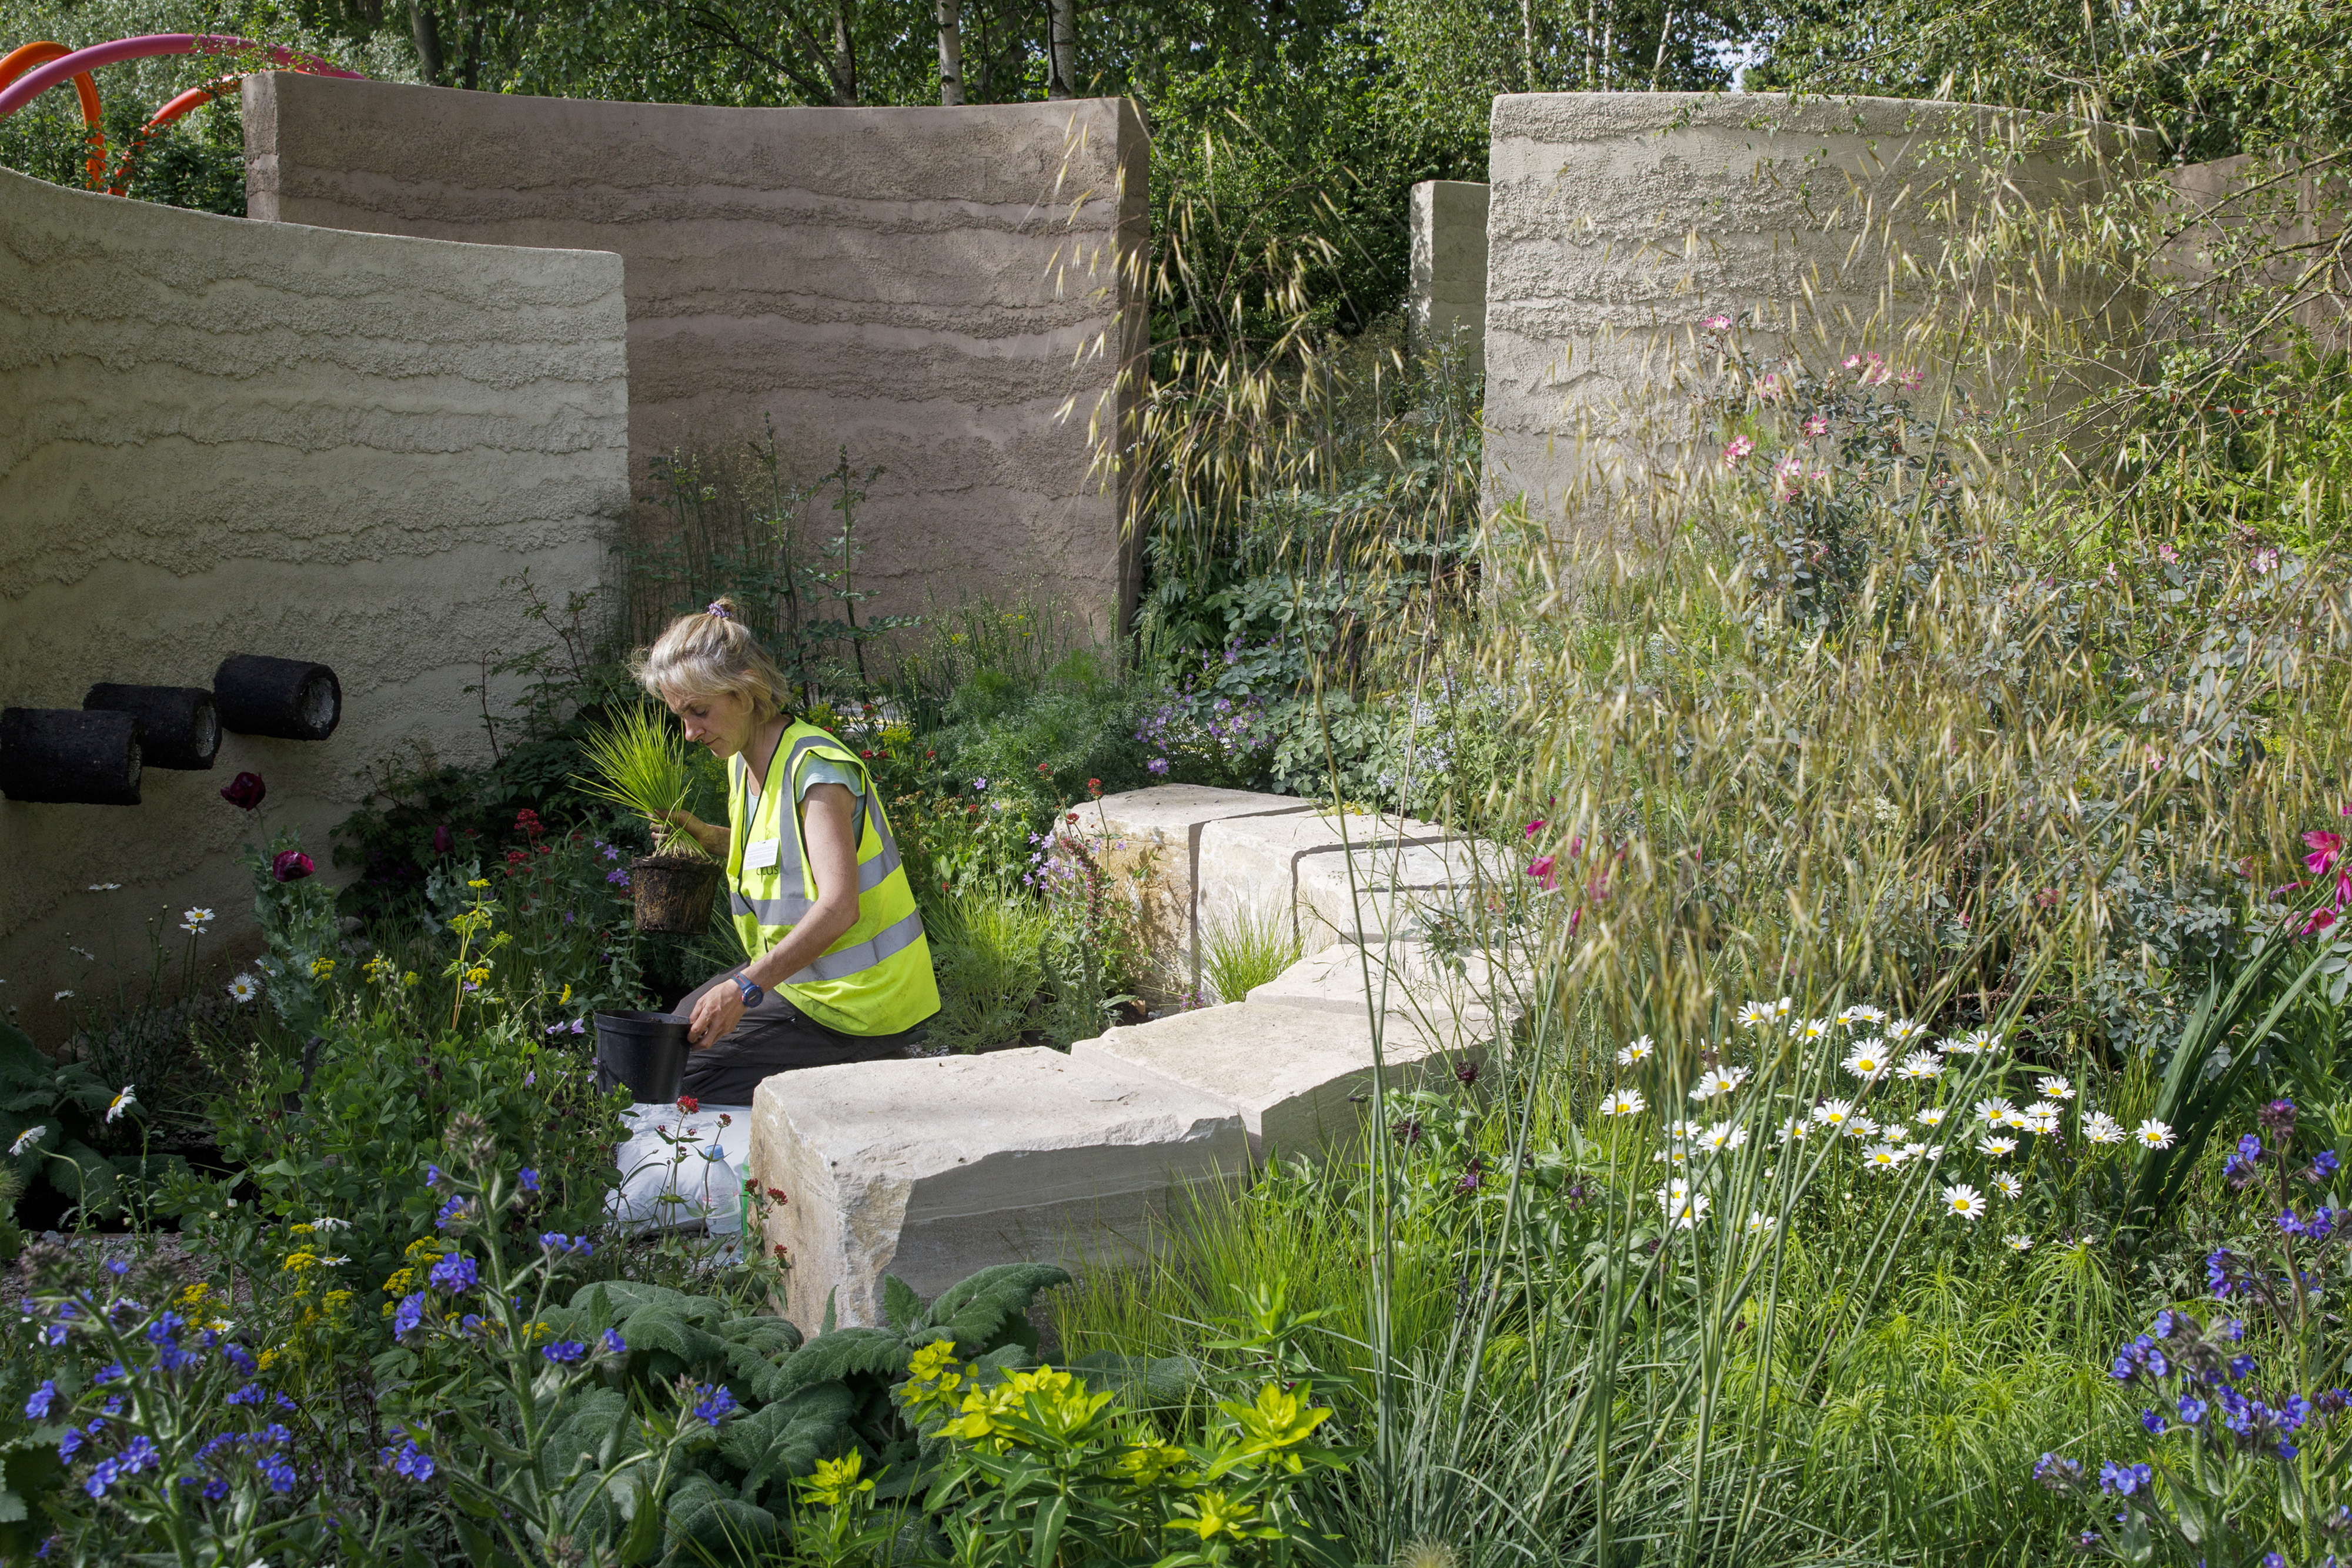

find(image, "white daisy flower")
[179,907,215,935]
[1778,1118,1812,1142]
[2004,1233,2034,1253]
[1812,1098,1857,1128]
[1997,1106,2034,1131]
[227,974,260,1004]
[1842,1116,1882,1140]
[1666,1119,1704,1142]
[1973,1096,2017,1125]
[309,1215,350,1232]
[1699,1121,1749,1154]
[1896,1051,1943,1081]
[2022,1105,2062,1136]
[1903,1141,1932,1162]
[2083,1111,2126,1145]
[1657,1144,1694,1169]
[106,1085,136,1124]
[1977,1135,2017,1159]
[1842,1044,1891,1080]
[1746,1210,1778,1234]
[1689,1065,1750,1100]
[1886,1018,1929,1043]
[1861,1142,1907,1173]
[1915,1106,1948,1128]
[1656,1181,1712,1229]
[1838,1004,1889,1027]
[1736,1001,1777,1031]
[1793,1017,1835,1043]
[1942,1183,1988,1221]
[2037,1075,2076,1101]
[1772,997,1794,1019]
[2134,1118,2177,1150]
[8,1125,44,1158]
[1599,1089,1646,1117]
[1991,1173,2023,1198]
[1616,1035,1656,1066]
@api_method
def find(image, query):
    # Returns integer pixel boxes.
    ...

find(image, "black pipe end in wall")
[0,708,143,805]
[82,684,220,771]
[214,656,340,741]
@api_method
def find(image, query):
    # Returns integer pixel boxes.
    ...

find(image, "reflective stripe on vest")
[729,836,903,925]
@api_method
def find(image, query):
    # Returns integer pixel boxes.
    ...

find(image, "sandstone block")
[1194,811,1459,967]
[748,1047,1245,1330]
[1069,1001,1482,1161]
[1058,784,1314,1000]
[1290,835,1502,952]
[1244,942,1514,1047]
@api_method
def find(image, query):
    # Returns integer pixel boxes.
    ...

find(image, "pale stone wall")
[1409,179,1489,369]
[0,163,628,1043]
[1481,93,2113,547]
[244,74,1150,640]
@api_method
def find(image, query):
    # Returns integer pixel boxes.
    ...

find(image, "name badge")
[742,838,781,870]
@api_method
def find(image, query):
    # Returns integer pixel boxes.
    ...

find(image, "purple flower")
[435,1196,470,1230]
[258,1455,296,1493]
[428,1260,477,1298]
[24,1381,56,1420]
[271,849,315,882]
[542,1340,587,1364]
[58,1429,84,1461]
[2179,1395,2207,1423]
[227,1383,264,1407]
[690,1383,739,1425]
[392,1292,427,1337]
[223,1343,256,1375]
[2097,1460,2152,1496]
[1147,757,1170,775]
[383,1440,435,1482]
[606,868,630,887]
[602,1328,627,1356]
[2141,1409,2167,1435]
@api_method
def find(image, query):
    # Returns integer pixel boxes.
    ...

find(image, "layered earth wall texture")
[1409,179,1489,370]
[244,73,1150,638]
[1482,92,2114,551]
[0,163,627,1039]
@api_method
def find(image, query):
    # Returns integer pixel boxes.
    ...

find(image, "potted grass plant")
[573,706,724,934]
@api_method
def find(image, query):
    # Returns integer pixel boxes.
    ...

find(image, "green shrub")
[924,887,1052,1052]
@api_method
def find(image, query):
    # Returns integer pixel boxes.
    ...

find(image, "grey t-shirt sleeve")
[796,755,867,846]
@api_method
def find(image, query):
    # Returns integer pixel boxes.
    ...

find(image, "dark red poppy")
[432,824,455,855]
[272,849,314,882]
[220,772,266,811]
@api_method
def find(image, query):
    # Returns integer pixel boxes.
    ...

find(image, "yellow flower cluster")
[364,952,398,984]
[381,1236,448,1306]
[308,957,336,979]
[801,1453,874,1510]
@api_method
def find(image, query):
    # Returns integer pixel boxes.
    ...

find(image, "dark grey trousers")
[674,972,926,1104]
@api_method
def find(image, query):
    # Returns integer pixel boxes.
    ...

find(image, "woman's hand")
[653,810,728,859]
[688,978,746,1049]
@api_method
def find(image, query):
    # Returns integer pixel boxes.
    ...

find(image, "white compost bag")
[607,1102,756,1235]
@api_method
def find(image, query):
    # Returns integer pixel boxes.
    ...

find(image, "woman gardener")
[633,597,938,1102]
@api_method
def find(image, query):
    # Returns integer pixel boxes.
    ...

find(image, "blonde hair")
[632,597,793,717]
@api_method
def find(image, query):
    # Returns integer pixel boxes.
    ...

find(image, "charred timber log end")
[213,655,340,741]
[82,684,221,770]
[0,708,143,805]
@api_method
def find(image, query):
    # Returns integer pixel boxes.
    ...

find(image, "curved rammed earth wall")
[1481,92,2117,547]
[244,74,1149,638]
[0,163,627,1041]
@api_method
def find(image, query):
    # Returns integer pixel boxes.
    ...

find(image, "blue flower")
[121,1436,158,1475]
[602,1328,627,1356]
[227,1382,264,1407]
[202,1477,230,1500]
[104,1259,129,1277]
[2097,1460,2152,1496]
[383,1440,435,1482]
[2141,1409,2167,1435]
[92,1363,125,1385]
[57,1429,84,1461]
[2264,1554,2286,1568]
[518,1168,540,1193]
[542,1340,587,1364]
[145,1310,185,1344]
[2179,1395,2209,1423]
[41,1324,65,1347]
[83,1459,119,1499]
[690,1383,739,1425]
[2231,1355,2259,1381]
[2208,1248,2237,1296]
[427,1254,478,1293]
[258,1455,296,1493]
[425,1164,445,1187]
[223,1342,256,1375]
[539,1231,567,1251]
[2315,1151,2342,1178]
[392,1291,427,1338]
[260,1423,290,1446]
[24,1380,56,1420]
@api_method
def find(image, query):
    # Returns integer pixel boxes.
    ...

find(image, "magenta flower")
[1704,313,1732,332]
[1523,819,1547,840]
[1723,436,1755,466]
[1802,414,1829,438]
[272,850,315,882]
[1897,368,1925,390]
[1527,855,1559,891]
[432,824,455,855]
[220,772,266,811]
[2307,830,2345,877]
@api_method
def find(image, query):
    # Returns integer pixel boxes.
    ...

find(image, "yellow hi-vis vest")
[727,721,938,1036]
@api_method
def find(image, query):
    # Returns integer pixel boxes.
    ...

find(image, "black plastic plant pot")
[82,684,220,770]
[594,1011,690,1103]
[213,654,340,741]
[0,708,143,805]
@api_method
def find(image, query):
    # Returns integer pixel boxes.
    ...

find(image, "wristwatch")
[731,971,764,1007]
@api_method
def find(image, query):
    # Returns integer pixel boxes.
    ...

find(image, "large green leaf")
[719,1380,856,1502]
[759,1326,913,1402]
[620,1305,728,1369]
[539,1388,633,1488]
[920,1263,1071,1355]
[663,1471,780,1562]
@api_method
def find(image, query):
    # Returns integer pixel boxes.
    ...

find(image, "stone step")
[747,1047,1244,1330]
[1068,1000,1485,1162]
